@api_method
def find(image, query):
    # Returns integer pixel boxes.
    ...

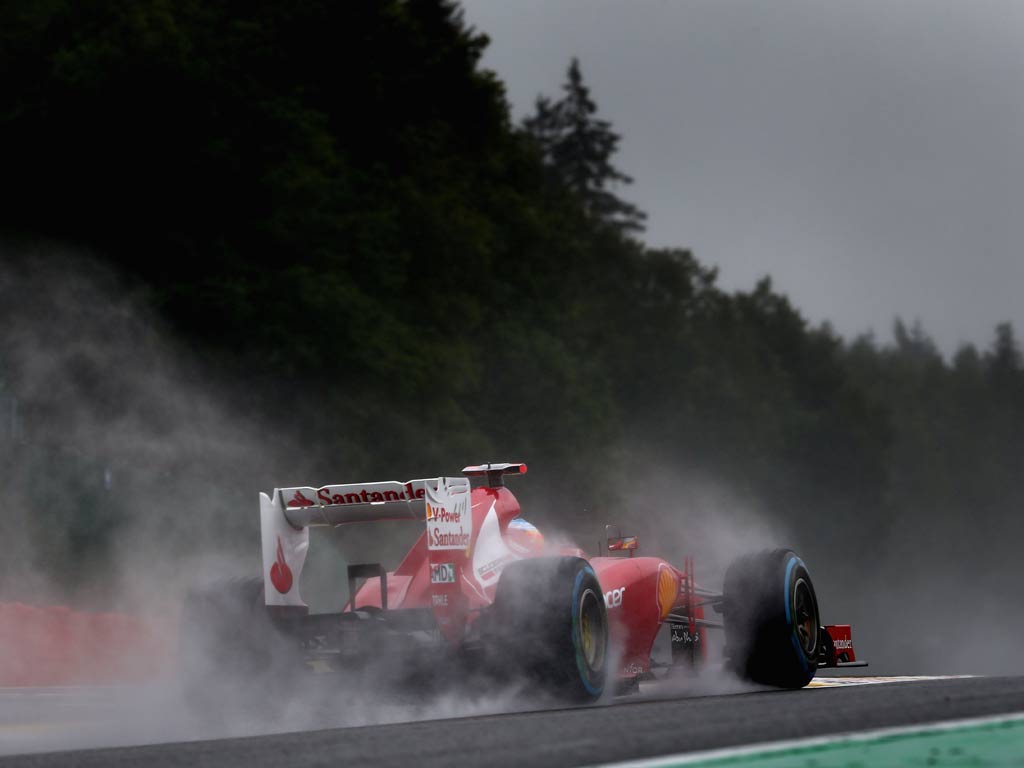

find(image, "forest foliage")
[1,0,1022,614]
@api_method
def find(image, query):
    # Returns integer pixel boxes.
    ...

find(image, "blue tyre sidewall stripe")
[572,566,604,697]
[784,555,810,674]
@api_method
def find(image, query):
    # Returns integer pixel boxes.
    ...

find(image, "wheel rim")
[792,577,818,656]
[578,587,606,670]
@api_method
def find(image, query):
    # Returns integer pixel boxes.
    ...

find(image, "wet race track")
[3,675,1024,767]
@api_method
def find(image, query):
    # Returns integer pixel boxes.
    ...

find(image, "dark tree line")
[1,0,1022,668]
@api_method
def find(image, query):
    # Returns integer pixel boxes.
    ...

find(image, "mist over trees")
[1,0,1022,669]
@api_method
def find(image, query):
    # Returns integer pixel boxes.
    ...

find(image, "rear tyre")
[489,556,608,703]
[179,578,292,714]
[723,549,820,689]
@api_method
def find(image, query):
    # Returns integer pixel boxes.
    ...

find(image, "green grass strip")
[600,713,1024,768]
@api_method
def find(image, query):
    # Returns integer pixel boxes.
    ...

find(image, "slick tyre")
[723,549,820,689]
[490,556,608,703]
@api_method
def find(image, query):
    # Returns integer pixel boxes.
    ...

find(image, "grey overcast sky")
[460,0,1024,355]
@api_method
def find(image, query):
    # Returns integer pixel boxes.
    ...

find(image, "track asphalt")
[1,676,1023,767]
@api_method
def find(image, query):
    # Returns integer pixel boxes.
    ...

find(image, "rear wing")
[260,477,469,608]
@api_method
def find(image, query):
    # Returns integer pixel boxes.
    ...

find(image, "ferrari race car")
[180,462,864,705]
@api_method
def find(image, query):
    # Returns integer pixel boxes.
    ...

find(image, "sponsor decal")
[270,536,293,594]
[656,564,677,621]
[430,563,457,584]
[286,483,426,509]
[827,626,854,653]
[622,662,645,676]
[425,479,472,551]
[671,624,701,646]
[670,622,701,663]
[431,593,449,608]
[605,587,626,608]
[429,528,472,549]
[471,504,520,590]
[476,553,515,581]
[426,503,465,524]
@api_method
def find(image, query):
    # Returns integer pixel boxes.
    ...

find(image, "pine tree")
[987,322,1022,390]
[524,58,646,233]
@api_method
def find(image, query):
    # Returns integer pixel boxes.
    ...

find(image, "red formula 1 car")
[180,463,864,704]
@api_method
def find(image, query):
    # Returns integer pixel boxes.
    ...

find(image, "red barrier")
[0,602,171,686]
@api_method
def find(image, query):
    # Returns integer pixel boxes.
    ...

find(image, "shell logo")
[656,565,677,621]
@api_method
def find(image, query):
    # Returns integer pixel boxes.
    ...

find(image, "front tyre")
[723,549,820,689]
[489,556,608,703]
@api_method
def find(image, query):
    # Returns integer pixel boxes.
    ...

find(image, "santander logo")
[291,490,315,507]
[285,484,427,509]
[270,536,294,593]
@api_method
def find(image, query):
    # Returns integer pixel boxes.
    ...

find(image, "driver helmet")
[506,517,545,553]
